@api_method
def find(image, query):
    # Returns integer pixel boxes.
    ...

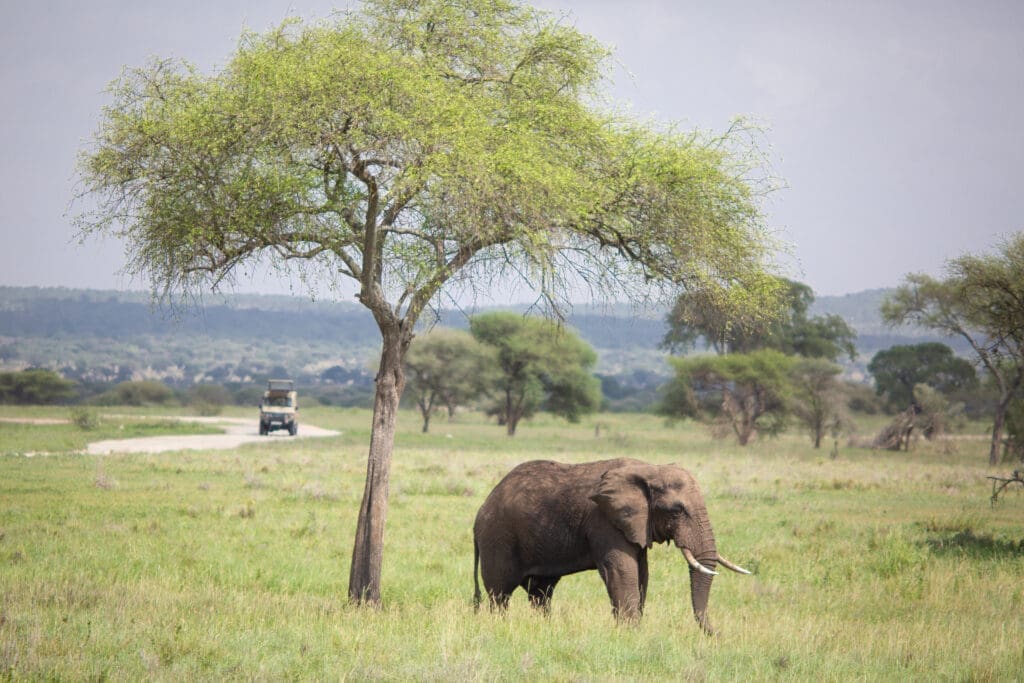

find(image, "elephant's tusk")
[682,547,718,576]
[716,555,752,575]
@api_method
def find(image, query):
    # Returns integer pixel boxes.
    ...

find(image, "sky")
[1,0,1022,301]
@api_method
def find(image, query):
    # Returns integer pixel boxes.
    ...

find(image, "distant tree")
[662,349,794,446]
[844,381,884,416]
[404,328,496,432]
[0,369,77,405]
[74,0,781,605]
[789,358,848,449]
[883,233,1024,464]
[662,278,855,361]
[867,342,977,411]
[187,383,233,416]
[470,312,601,436]
[92,380,175,406]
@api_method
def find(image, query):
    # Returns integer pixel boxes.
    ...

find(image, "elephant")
[472,458,750,634]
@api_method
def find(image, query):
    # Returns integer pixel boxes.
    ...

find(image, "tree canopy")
[0,369,77,405]
[662,349,794,446]
[867,342,977,411]
[403,327,495,432]
[662,278,854,361]
[470,311,601,435]
[789,357,847,449]
[882,232,1024,464]
[75,0,781,604]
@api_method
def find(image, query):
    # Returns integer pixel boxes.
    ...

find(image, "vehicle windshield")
[267,396,292,407]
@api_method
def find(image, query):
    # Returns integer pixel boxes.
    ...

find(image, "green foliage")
[911,383,965,439]
[69,406,101,430]
[663,349,795,445]
[867,342,977,411]
[843,381,885,416]
[187,384,232,416]
[663,278,855,361]
[404,328,497,431]
[789,358,849,448]
[74,1,778,324]
[883,232,1024,463]
[0,368,77,405]
[470,312,601,434]
[91,380,176,406]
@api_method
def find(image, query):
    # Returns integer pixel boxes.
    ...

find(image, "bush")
[91,380,176,406]
[844,382,883,416]
[0,368,77,405]
[192,401,223,416]
[69,406,100,430]
[187,384,231,414]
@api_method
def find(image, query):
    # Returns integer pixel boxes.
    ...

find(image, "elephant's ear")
[589,465,652,548]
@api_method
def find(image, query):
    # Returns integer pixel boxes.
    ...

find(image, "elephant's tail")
[473,537,481,611]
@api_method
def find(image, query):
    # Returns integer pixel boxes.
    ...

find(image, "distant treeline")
[0,286,968,405]
[0,293,379,345]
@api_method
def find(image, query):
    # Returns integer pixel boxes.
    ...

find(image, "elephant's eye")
[659,501,684,515]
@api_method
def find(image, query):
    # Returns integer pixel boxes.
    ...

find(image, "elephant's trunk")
[689,557,717,635]
[678,508,718,636]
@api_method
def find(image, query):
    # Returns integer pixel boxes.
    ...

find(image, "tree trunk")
[990,394,1010,466]
[417,397,431,434]
[348,325,408,604]
[506,388,519,436]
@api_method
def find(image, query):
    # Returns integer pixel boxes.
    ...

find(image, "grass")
[1,406,1022,680]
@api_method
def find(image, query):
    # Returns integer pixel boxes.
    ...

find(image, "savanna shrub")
[69,406,100,430]
[91,380,175,406]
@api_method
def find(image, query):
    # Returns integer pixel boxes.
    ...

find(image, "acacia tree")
[789,358,846,449]
[470,311,601,435]
[883,233,1024,465]
[662,277,854,360]
[75,0,779,604]
[663,350,794,446]
[404,328,495,432]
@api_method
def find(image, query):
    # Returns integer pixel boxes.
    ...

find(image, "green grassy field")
[1,406,1021,680]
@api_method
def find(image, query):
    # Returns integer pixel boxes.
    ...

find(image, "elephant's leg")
[637,549,649,614]
[596,546,643,621]
[522,575,560,612]
[488,587,513,611]
[479,548,520,612]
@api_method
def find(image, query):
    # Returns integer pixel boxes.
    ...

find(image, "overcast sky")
[2,0,1021,301]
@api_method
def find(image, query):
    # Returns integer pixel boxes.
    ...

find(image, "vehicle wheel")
[289,423,297,436]
[259,421,267,436]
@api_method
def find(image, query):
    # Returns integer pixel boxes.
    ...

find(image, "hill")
[0,285,966,403]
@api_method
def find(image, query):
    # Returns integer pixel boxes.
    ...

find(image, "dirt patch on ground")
[0,417,71,425]
[85,416,341,455]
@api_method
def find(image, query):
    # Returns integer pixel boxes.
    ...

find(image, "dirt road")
[86,417,340,455]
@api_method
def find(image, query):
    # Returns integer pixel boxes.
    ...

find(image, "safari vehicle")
[259,379,298,436]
